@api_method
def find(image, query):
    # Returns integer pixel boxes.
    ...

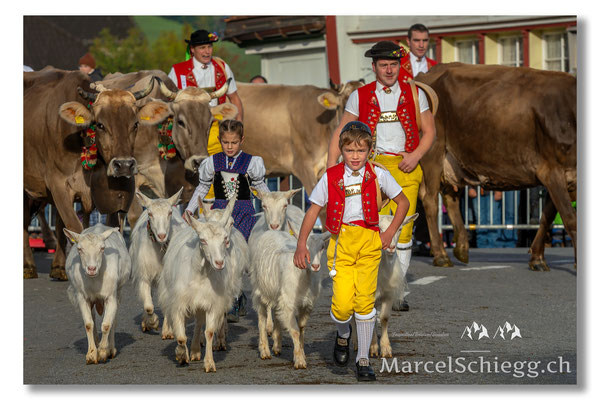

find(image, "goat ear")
[168,187,184,206]
[197,202,211,220]
[187,214,202,231]
[100,227,119,241]
[135,189,152,208]
[287,220,300,239]
[220,197,236,226]
[400,213,419,228]
[198,198,208,218]
[285,188,302,201]
[225,216,235,232]
[63,228,80,243]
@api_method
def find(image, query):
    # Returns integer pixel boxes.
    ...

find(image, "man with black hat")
[168,29,243,120]
[326,41,436,377]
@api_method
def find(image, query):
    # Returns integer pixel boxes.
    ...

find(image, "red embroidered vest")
[357,81,420,153]
[171,58,227,104]
[399,56,437,83]
[324,162,379,235]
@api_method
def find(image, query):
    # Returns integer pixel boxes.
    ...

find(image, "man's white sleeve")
[167,68,177,87]
[344,90,359,116]
[418,88,430,113]
[308,174,328,207]
[375,167,403,199]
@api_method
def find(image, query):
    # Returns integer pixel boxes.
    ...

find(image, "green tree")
[89,21,259,80]
[90,27,152,74]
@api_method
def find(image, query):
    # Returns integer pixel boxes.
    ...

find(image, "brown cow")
[236,81,363,196]
[415,63,576,271]
[24,68,169,279]
[90,72,237,228]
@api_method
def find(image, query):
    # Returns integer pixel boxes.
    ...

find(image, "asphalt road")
[23,246,577,385]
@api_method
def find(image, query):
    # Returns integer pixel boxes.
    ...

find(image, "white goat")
[157,198,244,372]
[128,188,184,337]
[250,220,331,369]
[249,188,305,335]
[249,188,304,250]
[351,213,418,358]
[198,201,249,275]
[64,224,131,364]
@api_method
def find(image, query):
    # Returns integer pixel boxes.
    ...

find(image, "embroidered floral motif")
[365,170,372,181]
[337,179,344,191]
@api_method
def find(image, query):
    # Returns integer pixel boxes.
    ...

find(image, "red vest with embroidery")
[399,56,437,83]
[171,58,227,104]
[324,162,379,235]
[357,80,420,153]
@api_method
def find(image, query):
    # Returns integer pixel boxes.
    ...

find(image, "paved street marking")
[460,265,512,271]
[409,276,446,285]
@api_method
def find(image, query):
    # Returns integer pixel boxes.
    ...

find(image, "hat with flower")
[364,41,407,60]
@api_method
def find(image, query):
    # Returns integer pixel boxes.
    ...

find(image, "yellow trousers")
[204,120,223,201]
[327,225,381,321]
[374,154,422,245]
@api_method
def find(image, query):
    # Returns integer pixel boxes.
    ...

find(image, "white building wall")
[245,39,327,86]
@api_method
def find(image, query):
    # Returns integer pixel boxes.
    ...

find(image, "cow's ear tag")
[75,116,85,124]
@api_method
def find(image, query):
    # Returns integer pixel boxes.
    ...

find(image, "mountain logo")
[461,322,490,340]
[493,322,522,340]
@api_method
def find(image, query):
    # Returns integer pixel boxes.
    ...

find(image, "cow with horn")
[92,71,237,230]
[24,67,169,280]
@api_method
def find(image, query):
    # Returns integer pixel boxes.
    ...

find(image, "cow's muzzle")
[108,158,138,177]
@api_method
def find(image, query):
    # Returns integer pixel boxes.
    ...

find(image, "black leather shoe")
[356,358,376,381]
[333,325,351,367]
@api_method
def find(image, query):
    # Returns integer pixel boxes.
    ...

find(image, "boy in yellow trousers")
[293,121,409,381]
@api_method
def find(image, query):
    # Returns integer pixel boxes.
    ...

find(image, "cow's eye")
[177,119,186,128]
[96,122,105,130]
[133,121,139,131]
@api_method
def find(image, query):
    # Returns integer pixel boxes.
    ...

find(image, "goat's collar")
[146,220,169,253]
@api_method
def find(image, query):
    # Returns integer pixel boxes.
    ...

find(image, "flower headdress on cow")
[185,29,220,61]
[364,41,408,60]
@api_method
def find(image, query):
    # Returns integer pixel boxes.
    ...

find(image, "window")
[544,32,569,72]
[499,36,523,67]
[455,39,479,64]
[427,41,436,61]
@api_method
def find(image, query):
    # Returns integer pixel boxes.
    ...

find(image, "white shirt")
[410,52,430,77]
[309,164,402,224]
[345,81,429,154]
[186,152,269,214]
[168,57,238,107]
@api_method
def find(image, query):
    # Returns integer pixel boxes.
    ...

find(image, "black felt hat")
[364,41,407,59]
[185,29,219,46]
